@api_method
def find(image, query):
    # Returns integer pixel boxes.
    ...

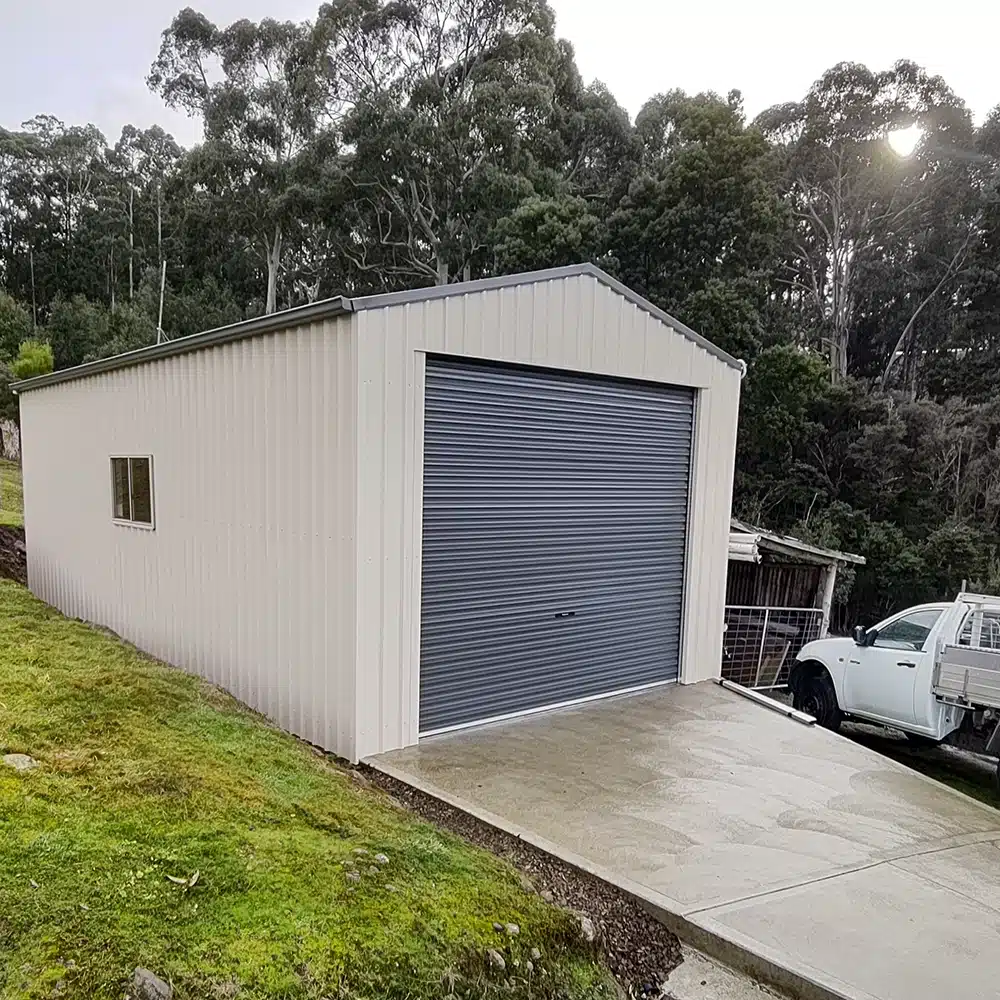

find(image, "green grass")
[0,582,613,1000]
[0,459,21,528]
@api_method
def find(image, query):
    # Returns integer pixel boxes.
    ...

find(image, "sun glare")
[888,124,923,157]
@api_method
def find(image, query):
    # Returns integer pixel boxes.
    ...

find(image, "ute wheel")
[793,669,842,731]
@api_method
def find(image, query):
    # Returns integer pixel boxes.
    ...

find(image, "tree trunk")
[156,182,163,269]
[828,334,848,385]
[266,223,283,315]
[128,187,134,301]
[879,228,976,392]
[29,248,36,329]
[836,333,848,382]
[157,259,166,343]
[436,257,449,286]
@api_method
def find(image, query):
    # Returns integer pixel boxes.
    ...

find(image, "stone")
[384,884,398,893]
[492,921,504,933]
[345,871,360,884]
[526,961,534,974]
[573,912,596,943]
[505,923,519,937]
[368,866,380,875]
[518,874,536,894]
[539,889,554,903]
[530,948,541,961]
[352,848,368,856]
[3,754,37,772]
[133,967,172,1000]
[486,950,506,972]
[374,853,389,865]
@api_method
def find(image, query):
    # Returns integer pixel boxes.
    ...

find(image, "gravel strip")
[359,765,683,996]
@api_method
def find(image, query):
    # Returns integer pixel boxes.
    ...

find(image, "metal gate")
[722,606,825,689]
[419,357,695,733]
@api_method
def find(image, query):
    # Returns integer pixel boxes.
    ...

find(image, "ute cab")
[789,601,970,740]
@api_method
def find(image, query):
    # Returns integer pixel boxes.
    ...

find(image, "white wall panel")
[19,318,358,758]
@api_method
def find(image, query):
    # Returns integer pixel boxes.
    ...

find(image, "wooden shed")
[723,518,865,689]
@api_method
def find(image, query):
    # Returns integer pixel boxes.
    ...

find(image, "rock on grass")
[2,753,37,772]
[133,967,172,1000]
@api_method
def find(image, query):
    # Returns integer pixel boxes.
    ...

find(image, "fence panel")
[722,606,824,689]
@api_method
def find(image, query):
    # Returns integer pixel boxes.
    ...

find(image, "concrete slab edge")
[364,757,861,1000]
[682,828,1000,917]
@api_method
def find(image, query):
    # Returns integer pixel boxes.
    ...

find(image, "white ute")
[790,592,1000,773]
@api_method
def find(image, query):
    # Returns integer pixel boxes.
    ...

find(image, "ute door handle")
[898,661,917,668]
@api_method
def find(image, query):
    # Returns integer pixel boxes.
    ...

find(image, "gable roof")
[13,264,742,394]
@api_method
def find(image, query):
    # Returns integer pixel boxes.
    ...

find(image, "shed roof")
[730,518,866,566]
[13,264,742,394]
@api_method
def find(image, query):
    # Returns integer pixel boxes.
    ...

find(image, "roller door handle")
[554,611,576,620]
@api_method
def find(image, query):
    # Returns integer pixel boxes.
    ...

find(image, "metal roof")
[730,518,866,566]
[12,264,742,394]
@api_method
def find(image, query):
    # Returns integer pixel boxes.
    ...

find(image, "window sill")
[112,518,156,532]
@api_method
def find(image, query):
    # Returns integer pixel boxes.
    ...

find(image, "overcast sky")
[2,0,997,147]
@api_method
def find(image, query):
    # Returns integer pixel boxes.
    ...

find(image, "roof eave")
[12,296,354,394]
[730,517,866,566]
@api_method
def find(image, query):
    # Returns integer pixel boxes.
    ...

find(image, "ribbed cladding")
[19,316,359,760]
[419,357,694,733]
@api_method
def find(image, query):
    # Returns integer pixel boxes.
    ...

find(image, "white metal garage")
[15,264,743,760]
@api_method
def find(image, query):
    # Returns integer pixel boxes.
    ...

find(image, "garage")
[420,358,695,733]
[15,263,742,761]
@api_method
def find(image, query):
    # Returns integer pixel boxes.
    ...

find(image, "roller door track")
[419,358,694,734]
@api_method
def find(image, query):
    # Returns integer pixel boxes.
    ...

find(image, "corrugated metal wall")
[19,317,358,758]
[354,273,741,759]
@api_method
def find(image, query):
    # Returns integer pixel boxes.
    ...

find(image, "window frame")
[872,609,943,652]
[110,455,156,530]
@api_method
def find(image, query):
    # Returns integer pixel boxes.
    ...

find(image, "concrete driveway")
[369,682,1000,1000]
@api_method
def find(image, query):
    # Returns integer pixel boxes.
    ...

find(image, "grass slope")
[0,582,612,1000]
[0,460,21,528]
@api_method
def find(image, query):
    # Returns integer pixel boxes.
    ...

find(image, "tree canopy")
[1,5,1000,626]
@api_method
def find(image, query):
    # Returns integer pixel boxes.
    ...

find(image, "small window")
[873,609,942,652]
[111,457,154,527]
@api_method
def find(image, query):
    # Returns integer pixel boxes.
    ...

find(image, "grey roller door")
[419,358,694,733]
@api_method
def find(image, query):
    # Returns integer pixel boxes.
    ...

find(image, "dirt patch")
[360,765,683,996]
[0,526,26,585]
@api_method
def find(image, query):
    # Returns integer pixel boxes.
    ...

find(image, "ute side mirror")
[852,625,869,646]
